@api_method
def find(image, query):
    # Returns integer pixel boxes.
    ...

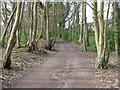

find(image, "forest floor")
[1,40,119,88]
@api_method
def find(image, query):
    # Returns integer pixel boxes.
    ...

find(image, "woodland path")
[10,40,100,88]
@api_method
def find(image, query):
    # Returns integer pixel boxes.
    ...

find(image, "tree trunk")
[69,21,71,42]
[28,2,34,45]
[102,2,110,61]
[5,3,8,41]
[36,15,43,43]
[3,1,22,69]
[83,2,87,51]
[76,3,80,37]
[29,1,37,51]
[46,2,50,49]
[72,2,76,40]
[93,1,110,68]
[10,2,16,39]
[43,6,46,40]
[0,1,2,39]
[114,2,120,58]
[79,2,84,44]
[96,2,105,68]
[16,2,25,48]
[1,5,17,48]
[52,2,56,46]
[92,2,99,52]
[51,3,55,45]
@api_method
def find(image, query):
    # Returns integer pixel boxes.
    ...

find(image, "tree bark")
[46,2,50,49]
[52,2,56,46]
[29,1,37,51]
[69,21,71,42]
[72,2,76,40]
[96,1,105,68]
[92,2,99,52]
[36,15,43,43]
[16,2,25,48]
[102,1,110,60]
[28,2,34,45]
[93,1,110,68]
[1,6,17,47]
[83,2,88,51]
[0,1,2,39]
[79,2,84,44]
[43,6,46,40]
[114,2,120,58]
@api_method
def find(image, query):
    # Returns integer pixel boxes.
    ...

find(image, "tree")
[16,2,25,48]
[83,2,88,51]
[0,2,2,37]
[46,2,50,49]
[79,2,84,44]
[3,1,22,69]
[114,2,120,58]
[92,1,110,68]
[1,4,17,48]
[29,1,38,51]
[28,2,34,45]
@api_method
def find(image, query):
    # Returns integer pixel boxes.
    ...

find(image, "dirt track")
[10,41,100,88]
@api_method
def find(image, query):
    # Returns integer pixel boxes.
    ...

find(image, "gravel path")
[10,41,100,88]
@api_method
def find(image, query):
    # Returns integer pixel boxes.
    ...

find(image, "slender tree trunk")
[16,2,24,48]
[72,2,76,40]
[114,2,120,58]
[96,2,105,68]
[102,2,110,60]
[52,3,55,44]
[1,5,17,48]
[5,3,8,41]
[36,24,43,43]
[76,4,80,37]
[10,2,15,38]
[54,6,57,43]
[3,1,22,69]
[92,2,99,52]
[29,1,37,51]
[93,1,110,68]
[69,21,71,42]
[52,3,56,45]
[46,2,50,49]
[28,2,34,45]
[79,2,84,44]
[0,1,2,39]
[43,6,46,40]
[36,15,43,43]
[83,2,87,51]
